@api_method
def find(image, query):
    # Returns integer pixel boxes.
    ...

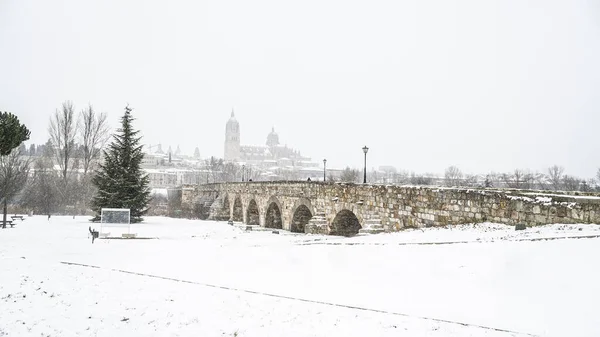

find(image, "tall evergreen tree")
[91,106,150,223]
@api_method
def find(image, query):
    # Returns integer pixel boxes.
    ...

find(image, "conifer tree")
[91,105,150,222]
[0,111,30,156]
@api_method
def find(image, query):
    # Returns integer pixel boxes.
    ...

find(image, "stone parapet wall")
[184,182,600,231]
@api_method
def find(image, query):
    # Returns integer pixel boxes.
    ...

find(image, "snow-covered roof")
[151,188,168,196]
[300,167,321,172]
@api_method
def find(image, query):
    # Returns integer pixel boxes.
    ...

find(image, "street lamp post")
[242,165,245,182]
[362,146,369,184]
[323,159,327,182]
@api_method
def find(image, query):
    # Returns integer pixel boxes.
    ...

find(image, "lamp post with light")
[242,164,245,182]
[362,146,369,184]
[323,159,327,182]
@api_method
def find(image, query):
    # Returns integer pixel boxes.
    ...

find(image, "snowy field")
[1,216,599,337]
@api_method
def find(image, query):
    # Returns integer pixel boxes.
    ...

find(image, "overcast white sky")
[1,0,599,177]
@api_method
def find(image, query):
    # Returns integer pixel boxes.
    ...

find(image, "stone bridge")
[181,182,600,236]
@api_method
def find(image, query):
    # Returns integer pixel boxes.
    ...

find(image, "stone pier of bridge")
[181,181,600,236]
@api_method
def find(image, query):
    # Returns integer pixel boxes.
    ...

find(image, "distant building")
[223,110,323,179]
[223,110,313,165]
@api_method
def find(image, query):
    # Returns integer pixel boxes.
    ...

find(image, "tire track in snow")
[60,261,539,337]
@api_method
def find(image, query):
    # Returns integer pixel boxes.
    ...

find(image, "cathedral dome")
[266,127,279,147]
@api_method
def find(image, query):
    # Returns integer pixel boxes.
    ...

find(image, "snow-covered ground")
[1,216,599,337]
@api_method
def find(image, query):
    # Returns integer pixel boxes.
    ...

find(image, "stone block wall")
[185,182,600,231]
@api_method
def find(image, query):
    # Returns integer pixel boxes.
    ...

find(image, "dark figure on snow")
[89,226,99,244]
[307,177,311,181]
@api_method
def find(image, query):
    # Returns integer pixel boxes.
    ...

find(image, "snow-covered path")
[1,216,599,336]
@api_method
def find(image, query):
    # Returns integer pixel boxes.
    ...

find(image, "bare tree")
[410,173,433,185]
[463,174,478,187]
[514,169,526,188]
[79,105,109,175]
[379,166,397,184]
[245,166,259,181]
[340,167,360,183]
[562,175,581,191]
[49,101,78,183]
[220,162,241,182]
[547,165,564,190]
[76,105,110,214]
[393,170,410,185]
[533,172,548,190]
[484,172,501,188]
[502,169,531,189]
[580,179,594,192]
[484,174,493,188]
[0,148,30,227]
[444,166,463,187]
[369,168,380,184]
[522,171,536,190]
[500,173,512,188]
[205,157,224,183]
[20,155,60,217]
[147,192,168,216]
[48,101,82,216]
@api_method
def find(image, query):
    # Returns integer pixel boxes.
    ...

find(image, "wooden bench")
[1,220,14,228]
[11,215,25,221]
[122,233,137,239]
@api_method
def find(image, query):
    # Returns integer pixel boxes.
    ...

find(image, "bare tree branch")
[340,167,360,183]
[79,104,110,175]
[501,169,528,189]
[562,175,581,191]
[20,153,60,216]
[444,165,463,187]
[49,101,78,183]
[547,165,564,191]
[0,147,30,226]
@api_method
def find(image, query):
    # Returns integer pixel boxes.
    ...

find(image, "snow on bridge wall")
[182,182,600,233]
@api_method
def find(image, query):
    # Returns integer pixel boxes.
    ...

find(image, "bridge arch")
[232,195,243,222]
[290,198,314,233]
[222,194,230,214]
[264,196,283,229]
[246,199,260,226]
[330,209,361,236]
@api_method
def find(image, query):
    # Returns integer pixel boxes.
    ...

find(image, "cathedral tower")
[224,110,240,161]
